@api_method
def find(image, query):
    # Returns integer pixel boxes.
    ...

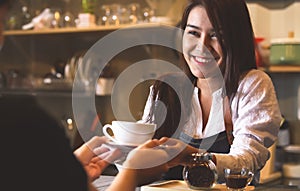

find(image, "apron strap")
[224,96,234,145]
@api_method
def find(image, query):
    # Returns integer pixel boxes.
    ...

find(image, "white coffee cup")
[102,121,156,145]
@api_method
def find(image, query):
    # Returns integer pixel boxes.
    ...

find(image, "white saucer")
[103,140,139,151]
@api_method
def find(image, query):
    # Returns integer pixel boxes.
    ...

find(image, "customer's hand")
[74,136,121,181]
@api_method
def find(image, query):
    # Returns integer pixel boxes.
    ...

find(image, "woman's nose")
[196,37,211,53]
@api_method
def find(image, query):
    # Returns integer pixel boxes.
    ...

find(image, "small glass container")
[183,153,217,190]
[224,168,253,191]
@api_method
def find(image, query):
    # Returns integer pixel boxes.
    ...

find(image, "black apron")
[162,130,231,180]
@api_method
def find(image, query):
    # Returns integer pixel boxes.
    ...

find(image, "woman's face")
[182,6,223,79]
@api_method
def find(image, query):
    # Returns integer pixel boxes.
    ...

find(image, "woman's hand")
[74,136,122,181]
[107,138,203,191]
[122,139,169,186]
[158,137,203,168]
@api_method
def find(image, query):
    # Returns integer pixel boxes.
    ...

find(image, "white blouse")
[141,69,282,180]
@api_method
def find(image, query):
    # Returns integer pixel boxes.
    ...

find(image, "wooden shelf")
[260,65,300,73]
[0,89,111,97]
[3,22,175,36]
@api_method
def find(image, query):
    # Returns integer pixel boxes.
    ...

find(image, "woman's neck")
[196,76,223,96]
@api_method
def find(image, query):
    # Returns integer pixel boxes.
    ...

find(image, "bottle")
[82,0,97,14]
[21,6,32,26]
[183,152,218,189]
[277,117,290,147]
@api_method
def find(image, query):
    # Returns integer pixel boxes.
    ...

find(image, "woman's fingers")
[137,139,160,149]
[158,137,169,144]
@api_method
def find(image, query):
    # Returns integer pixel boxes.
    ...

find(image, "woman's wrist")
[204,152,217,165]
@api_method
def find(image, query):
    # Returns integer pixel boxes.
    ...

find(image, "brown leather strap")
[224,96,234,145]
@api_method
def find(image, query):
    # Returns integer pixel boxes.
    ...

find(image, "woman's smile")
[192,55,220,65]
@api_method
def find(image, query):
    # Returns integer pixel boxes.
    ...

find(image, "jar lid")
[191,152,213,161]
[284,145,300,153]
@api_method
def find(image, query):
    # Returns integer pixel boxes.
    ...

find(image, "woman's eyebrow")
[187,24,216,34]
[186,24,200,30]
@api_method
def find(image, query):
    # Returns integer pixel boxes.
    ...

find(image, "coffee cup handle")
[247,172,254,185]
[103,124,118,143]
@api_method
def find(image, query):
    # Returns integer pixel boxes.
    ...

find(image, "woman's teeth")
[194,56,213,63]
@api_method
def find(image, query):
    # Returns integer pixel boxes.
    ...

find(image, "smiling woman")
[141,0,282,184]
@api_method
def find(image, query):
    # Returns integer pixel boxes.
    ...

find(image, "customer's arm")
[74,136,122,181]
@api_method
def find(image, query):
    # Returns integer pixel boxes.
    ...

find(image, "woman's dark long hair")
[148,0,257,139]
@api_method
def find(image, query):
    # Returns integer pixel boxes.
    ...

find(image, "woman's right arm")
[106,139,169,191]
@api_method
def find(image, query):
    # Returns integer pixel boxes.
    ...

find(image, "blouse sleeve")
[214,70,282,181]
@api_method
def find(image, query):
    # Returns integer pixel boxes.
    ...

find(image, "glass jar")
[82,0,97,14]
[182,153,218,190]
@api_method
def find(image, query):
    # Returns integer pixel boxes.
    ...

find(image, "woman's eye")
[188,31,200,37]
[210,32,217,39]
